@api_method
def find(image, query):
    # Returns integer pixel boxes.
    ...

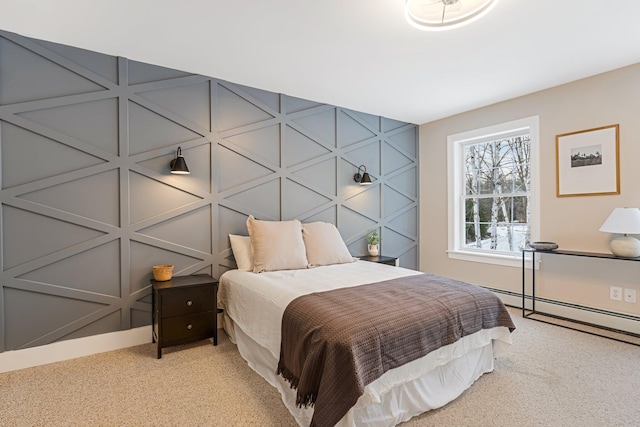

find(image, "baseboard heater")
[486,287,640,346]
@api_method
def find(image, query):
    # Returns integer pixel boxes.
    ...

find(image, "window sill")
[447,250,538,269]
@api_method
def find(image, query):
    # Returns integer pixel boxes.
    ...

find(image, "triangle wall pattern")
[236,84,281,113]
[18,241,121,296]
[223,178,281,220]
[283,178,332,219]
[18,98,119,155]
[32,38,119,84]
[18,169,120,226]
[129,171,202,225]
[0,37,105,105]
[2,205,106,270]
[224,124,281,166]
[128,59,193,85]
[138,81,211,131]
[218,146,275,192]
[138,205,212,254]
[3,288,107,350]
[339,110,378,147]
[284,125,332,167]
[1,122,105,189]
[128,101,203,155]
[215,84,274,132]
[129,241,204,293]
[0,29,418,353]
[292,109,336,147]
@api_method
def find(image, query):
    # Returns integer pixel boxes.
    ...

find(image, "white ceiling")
[2,0,640,124]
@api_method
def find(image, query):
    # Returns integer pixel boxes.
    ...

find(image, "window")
[447,116,539,267]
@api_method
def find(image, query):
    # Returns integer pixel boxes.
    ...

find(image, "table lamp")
[599,207,640,257]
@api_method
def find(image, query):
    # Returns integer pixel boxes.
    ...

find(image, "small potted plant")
[366,230,381,256]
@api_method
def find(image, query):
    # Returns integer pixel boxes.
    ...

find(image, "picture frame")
[556,124,620,197]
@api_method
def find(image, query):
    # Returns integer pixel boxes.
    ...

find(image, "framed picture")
[556,124,620,197]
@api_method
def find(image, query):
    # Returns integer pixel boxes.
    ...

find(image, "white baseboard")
[0,326,152,374]
[498,293,639,335]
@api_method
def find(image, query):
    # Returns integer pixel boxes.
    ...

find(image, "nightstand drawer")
[161,286,215,318]
[162,311,216,343]
[151,274,219,358]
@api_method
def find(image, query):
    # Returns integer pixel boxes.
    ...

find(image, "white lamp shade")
[600,208,640,257]
[599,208,640,234]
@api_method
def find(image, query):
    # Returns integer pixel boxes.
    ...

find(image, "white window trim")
[447,116,540,268]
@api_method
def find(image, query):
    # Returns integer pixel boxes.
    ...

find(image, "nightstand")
[151,274,218,359]
[358,255,399,266]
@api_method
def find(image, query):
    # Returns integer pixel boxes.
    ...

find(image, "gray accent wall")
[0,30,418,352]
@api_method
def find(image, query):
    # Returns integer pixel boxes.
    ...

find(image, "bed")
[218,217,515,427]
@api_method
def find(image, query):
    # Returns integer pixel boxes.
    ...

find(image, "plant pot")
[368,244,379,256]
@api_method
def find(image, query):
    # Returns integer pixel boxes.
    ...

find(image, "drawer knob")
[186,300,193,306]
[187,324,193,330]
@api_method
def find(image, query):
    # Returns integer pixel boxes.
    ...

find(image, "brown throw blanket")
[277,273,515,427]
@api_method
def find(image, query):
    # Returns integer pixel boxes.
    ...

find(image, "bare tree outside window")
[464,134,531,253]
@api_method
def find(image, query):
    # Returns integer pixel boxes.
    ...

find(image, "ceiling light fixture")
[404,0,500,31]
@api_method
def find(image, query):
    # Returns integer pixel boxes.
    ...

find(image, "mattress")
[218,261,512,426]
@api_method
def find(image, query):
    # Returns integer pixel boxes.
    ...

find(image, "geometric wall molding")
[0,29,418,352]
[1,122,107,189]
[17,240,121,297]
[18,169,121,226]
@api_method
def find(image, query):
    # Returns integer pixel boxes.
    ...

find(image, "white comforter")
[218,260,421,360]
[218,261,513,426]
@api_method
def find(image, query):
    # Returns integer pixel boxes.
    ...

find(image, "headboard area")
[0,29,418,352]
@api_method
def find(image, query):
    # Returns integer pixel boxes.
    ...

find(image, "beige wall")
[419,63,640,332]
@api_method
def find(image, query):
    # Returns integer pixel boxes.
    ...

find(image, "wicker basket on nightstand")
[152,265,174,281]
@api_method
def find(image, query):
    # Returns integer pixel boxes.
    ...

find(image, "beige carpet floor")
[1,307,639,427]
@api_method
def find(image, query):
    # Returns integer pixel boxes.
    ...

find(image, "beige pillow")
[302,221,356,267]
[246,215,308,273]
[229,234,253,271]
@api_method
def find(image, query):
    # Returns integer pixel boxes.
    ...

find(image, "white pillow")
[302,221,356,267]
[229,234,253,271]
[246,215,309,273]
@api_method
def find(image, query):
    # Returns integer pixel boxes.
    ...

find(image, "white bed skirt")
[224,313,511,427]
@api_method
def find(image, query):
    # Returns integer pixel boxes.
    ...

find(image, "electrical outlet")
[624,288,637,303]
[610,286,622,301]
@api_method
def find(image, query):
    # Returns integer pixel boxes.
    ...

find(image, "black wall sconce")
[170,146,190,174]
[353,165,372,185]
